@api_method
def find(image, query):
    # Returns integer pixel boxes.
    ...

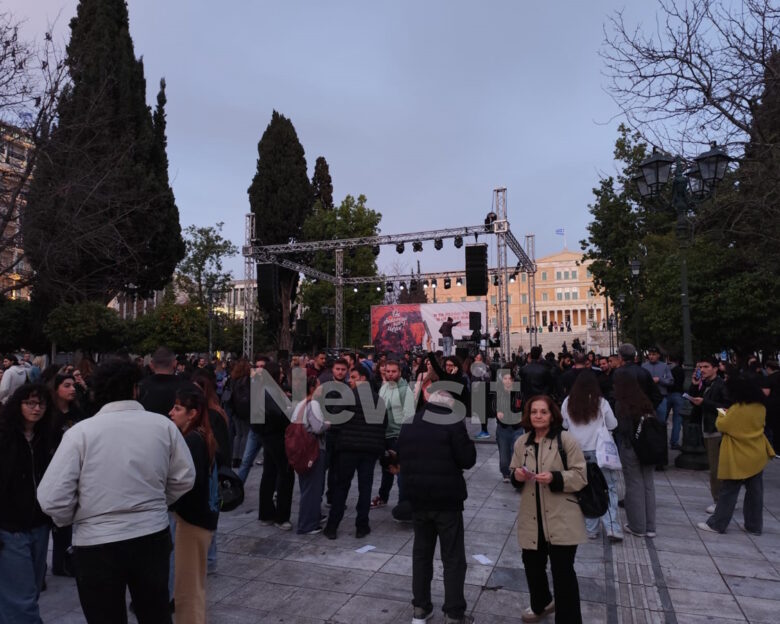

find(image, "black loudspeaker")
[455,347,470,361]
[295,319,308,335]
[469,311,482,332]
[465,245,488,296]
[257,263,279,307]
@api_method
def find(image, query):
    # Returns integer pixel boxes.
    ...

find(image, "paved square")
[41,423,780,623]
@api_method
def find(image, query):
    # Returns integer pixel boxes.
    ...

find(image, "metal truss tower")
[242,213,255,358]
[524,233,538,348]
[493,188,511,361]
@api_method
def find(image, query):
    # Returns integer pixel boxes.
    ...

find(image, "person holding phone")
[510,395,587,623]
[685,357,731,513]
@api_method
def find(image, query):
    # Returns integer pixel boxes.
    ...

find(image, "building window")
[556,271,562,280]
[564,292,571,300]
[521,294,527,304]
[587,290,594,299]
[572,269,577,279]
[572,291,578,300]
[521,273,527,282]
[542,292,549,301]
[490,295,497,304]
[507,316,512,326]
[541,271,547,281]
[586,268,592,278]
[446,297,452,302]
[557,292,563,301]
[522,316,528,325]
[490,317,497,326]
[461,297,467,302]
[507,295,513,304]
[564,271,570,279]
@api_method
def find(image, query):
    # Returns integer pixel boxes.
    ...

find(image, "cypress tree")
[23,0,184,303]
[248,111,312,351]
[311,156,334,209]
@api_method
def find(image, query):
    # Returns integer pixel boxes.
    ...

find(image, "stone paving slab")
[40,419,779,623]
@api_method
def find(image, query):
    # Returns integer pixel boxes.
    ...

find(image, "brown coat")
[510,429,587,550]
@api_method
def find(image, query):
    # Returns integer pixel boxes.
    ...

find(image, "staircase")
[509,329,615,357]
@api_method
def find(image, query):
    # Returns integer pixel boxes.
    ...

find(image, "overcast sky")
[7,0,661,278]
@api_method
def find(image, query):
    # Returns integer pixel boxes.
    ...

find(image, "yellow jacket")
[716,402,775,480]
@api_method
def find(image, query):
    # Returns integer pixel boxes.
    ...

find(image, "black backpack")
[230,377,251,421]
[633,414,667,465]
[557,433,609,519]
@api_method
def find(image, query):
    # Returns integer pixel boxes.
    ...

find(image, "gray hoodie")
[0,364,28,403]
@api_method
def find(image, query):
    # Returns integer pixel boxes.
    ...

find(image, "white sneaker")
[706,504,716,514]
[697,521,719,533]
[521,601,555,622]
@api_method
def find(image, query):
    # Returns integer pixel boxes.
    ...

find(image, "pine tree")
[311,156,334,209]
[248,111,312,351]
[22,0,184,303]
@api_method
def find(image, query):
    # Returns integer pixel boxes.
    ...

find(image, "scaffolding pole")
[524,233,538,349]
[242,213,255,358]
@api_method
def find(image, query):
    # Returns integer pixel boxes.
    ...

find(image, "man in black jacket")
[520,346,552,401]
[397,377,477,624]
[323,364,386,540]
[613,344,662,408]
[137,347,192,416]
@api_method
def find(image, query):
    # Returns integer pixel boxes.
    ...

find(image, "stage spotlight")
[423,280,429,289]
[353,286,359,293]
[396,242,405,254]
[431,279,437,289]
[444,277,451,289]
[412,241,423,252]
[409,280,418,292]
[434,238,443,250]
[376,285,381,291]
[386,282,394,292]
[372,245,380,256]
[456,277,463,286]
[454,235,463,248]
[510,273,516,283]
[399,282,406,290]
[493,275,499,286]
[484,211,497,232]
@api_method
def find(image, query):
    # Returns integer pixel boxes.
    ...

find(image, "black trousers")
[522,538,581,624]
[258,433,294,523]
[73,528,172,624]
[412,510,467,619]
[326,452,376,531]
[52,524,73,574]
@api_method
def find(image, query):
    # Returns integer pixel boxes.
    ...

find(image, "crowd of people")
[0,342,776,624]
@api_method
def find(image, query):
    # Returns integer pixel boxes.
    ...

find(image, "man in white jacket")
[0,355,28,403]
[38,357,195,624]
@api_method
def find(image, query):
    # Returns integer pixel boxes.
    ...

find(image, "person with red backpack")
[288,377,330,534]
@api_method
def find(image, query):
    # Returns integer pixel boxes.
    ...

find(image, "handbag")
[217,466,244,512]
[557,432,609,519]
[285,401,320,475]
[633,414,667,466]
[595,413,621,471]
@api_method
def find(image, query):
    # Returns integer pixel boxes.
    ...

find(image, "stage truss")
[243,189,536,360]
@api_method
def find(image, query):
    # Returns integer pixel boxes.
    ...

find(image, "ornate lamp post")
[630,258,641,350]
[634,143,730,469]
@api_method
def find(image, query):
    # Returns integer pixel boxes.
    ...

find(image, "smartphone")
[682,392,693,401]
[520,466,536,480]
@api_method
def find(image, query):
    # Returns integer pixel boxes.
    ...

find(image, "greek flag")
[555,228,565,236]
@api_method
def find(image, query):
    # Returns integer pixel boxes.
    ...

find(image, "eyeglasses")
[22,400,46,409]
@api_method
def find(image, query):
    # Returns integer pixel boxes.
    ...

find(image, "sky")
[5,0,663,278]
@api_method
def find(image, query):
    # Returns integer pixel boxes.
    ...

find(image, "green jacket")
[380,379,416,438]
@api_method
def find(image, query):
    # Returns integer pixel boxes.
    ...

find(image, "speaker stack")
[465,244,488,296]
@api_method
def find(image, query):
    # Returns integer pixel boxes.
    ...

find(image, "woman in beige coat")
[510,395,587,624]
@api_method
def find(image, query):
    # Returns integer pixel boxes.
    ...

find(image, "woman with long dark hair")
[510,395,587,623]
[561,370,621,541]
[698,372,774,535]
[614,375,657,538]
[169,386,218,624]
[49,373,85,576]
[0,383,56,622]
[228,359,253,469]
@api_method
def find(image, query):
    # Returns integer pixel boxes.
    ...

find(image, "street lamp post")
[321,306,335,349]
[635,143,731,469]
[630,258,641,351]
[616,293,626,344]
[207,287,214,360]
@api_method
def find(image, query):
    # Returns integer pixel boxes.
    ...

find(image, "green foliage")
[44,302,123,352]
[0,299,32,352]
[300,194,383,348]
[311,156,334,209]
[247,111,312,350]
[176,222,237,309]
[23,0,183,304]
[131,302,208,354]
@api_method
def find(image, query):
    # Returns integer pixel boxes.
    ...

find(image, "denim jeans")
[582,450,622,538]
[0,524,49,624]
[412,510,467,619]
[707,471,764,534]
[297,449,326,533]
[326,452,377,532]
[74,527,172,624]
[667,392,684,446]
[237,428,262,483]
[496,425,524,478]
[655,396,668,423]
[232,418,251,464]
[442,336,453,356]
